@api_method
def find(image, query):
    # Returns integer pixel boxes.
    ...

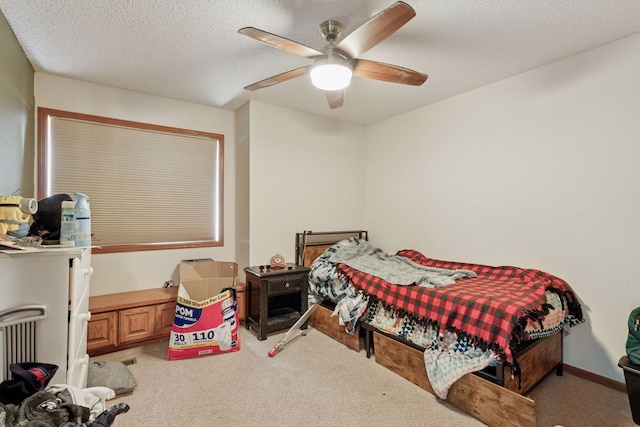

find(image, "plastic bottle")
[74,192,91,246]
[59,200,76,246]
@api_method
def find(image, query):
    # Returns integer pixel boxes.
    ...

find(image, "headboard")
[295,230,368,267]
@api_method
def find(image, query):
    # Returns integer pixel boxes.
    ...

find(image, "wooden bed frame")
[296,230,367,352]
[297,230,564,427]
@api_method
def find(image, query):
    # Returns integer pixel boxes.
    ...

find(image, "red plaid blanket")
[336,249,581,363]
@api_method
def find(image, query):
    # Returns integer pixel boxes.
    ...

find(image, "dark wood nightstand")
[244,264,309,340]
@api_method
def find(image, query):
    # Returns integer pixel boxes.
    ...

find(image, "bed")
[296,230,584,427]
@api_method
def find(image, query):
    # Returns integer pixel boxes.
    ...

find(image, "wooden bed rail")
[374,332,537,427]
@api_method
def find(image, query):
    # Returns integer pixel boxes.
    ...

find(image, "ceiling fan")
[238,1,428,109]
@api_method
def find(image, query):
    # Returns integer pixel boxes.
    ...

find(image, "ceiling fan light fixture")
[240,2,426,108]
[310,53,353,91]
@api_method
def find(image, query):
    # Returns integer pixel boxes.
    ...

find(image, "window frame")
[37,107,224,254]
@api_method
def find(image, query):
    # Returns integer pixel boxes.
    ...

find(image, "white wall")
[363,34,640,382]
[235,102,250,274]
[0,12,34,197]
[34,73,237,296]
[246,101,364,267]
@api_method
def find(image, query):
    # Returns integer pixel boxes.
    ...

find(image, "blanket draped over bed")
[308,238,584,399]
[325,239,478,287]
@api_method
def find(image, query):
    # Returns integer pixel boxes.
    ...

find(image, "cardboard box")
[167,260,240,360]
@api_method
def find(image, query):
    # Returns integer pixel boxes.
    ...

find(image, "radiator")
[0,305,47,381]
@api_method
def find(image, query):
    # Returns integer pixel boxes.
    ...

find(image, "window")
[37,108,224,254]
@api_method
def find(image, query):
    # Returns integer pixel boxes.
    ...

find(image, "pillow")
[87,361,137,396]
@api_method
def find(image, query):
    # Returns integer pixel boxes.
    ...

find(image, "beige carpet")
[97,327,635,427]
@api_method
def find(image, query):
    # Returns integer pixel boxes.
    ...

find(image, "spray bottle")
[74,192,91,246]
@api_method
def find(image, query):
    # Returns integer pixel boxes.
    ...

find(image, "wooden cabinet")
[87,287,178,356]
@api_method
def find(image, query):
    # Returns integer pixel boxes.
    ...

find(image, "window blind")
[41,110,223,250]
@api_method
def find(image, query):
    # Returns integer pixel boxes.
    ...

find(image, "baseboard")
[564,363,626,392]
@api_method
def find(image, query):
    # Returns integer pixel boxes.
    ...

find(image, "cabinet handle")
[284,282,290,288]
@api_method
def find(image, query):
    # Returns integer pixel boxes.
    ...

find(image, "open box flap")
[179,260,238,302]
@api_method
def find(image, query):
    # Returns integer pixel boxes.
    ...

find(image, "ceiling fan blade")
[325,90,344,109]
[353,59,427,86]
[244,66,311,91]
[336,1,415,59]
[239,27,323,58]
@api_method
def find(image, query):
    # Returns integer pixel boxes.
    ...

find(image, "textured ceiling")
[1,0,639,125]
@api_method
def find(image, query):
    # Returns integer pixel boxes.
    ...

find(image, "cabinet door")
[87,311,118,352]
[155,301,176,337]
[119,306,156,343]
